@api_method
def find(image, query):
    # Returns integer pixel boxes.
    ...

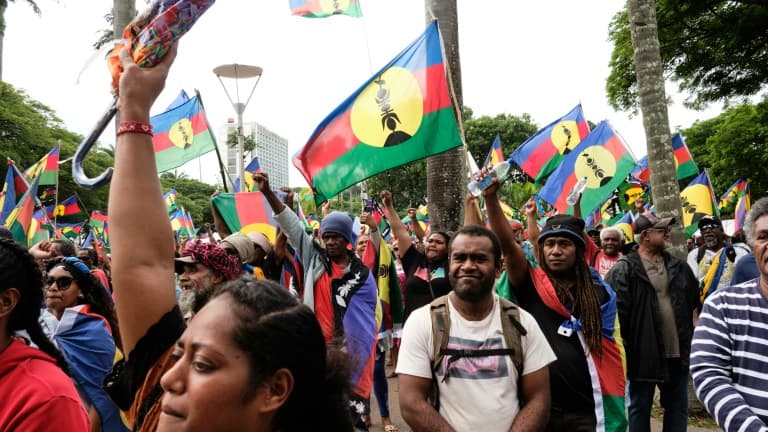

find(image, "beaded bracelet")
[116,121,153,137]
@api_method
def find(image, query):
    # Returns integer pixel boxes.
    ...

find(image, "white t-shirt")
[396,294,556,432]
[687,243,750,289]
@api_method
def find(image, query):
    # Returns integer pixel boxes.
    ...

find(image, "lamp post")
[213,64,263,192]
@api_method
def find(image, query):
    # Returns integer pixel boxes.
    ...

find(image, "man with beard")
[175,241,241,320]
[605,215,699,432]
[591,227,624,278]
[687,216,750,297]
[397,225,555,432]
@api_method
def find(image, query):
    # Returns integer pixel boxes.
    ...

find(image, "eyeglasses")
[699,224,720,232]
[45,276,74,291]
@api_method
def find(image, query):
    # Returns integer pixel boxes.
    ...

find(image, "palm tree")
[425,0,464,232]
[0,0,40,81]
[626,0,686,258]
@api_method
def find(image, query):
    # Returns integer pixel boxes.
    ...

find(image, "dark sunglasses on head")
[46,276,74,291]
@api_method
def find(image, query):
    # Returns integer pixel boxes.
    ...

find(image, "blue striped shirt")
[691,278,768,432]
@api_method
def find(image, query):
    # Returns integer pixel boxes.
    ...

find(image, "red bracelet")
[116,121,153,137]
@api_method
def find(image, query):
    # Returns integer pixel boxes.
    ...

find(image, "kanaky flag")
[718,179,747,211]
[510,105,590,182]
[293,21,462,204]
[57,222,84,240]
[613,211,635,244]
[234,157,262,193]
[539,121,636,215]
[53,305,128,432]
[289,0,362,17]
[23,143,60,185]
[733,183,750,233]
[89,210,110,248]
[211,192,278,243]
[671,133,698,180]
[52,195,82,218]
[631,155,650,183]
[0,160,29,222]
[151,95,216,173]
[164,189,178,214]
[4,174,40,245]
[482,134,505,168]
[680,171,718,237]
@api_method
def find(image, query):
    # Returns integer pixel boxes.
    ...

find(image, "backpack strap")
[696,245,707,264]
[498,297,527,378]
[429,295,451,376]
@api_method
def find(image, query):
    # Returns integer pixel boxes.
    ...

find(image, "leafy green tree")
[607,1,768,112]
[464,112,538,168]
[160,172,217,226]
[226,130,257,153]
[684,96,768,201]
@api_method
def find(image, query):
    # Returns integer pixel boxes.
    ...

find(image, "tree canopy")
[607,1,768,112]
[683,95,768,200]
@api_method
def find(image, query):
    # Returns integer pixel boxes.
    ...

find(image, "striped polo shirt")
[691,278,768,431]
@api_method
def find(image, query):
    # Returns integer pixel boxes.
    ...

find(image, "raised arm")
[108,46,177,356]
[210,191,231,238]
[381,190,414,257]
[483,176,528,288]
[409,208,426,243]
[464,193,484,226]
[522,199,540,261]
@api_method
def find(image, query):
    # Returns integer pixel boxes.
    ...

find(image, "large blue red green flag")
[150,95,216,173]
[211,192,278,243]
[510,105,590,183]
[482,134,505,168]
[89,210,110,248]
[23,143,60,186]
[671,133,698,180]
[631,155,650,183]
[293,21,462,204]
[680,171,718,237]
[289,0,362,17]
[4,175,40,245]
[539,121,636,216]
[233,157,262,192]
[0,160,29,222]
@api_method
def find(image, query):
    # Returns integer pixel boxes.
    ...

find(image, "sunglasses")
[46,276,74,291]
[699,224,720,232]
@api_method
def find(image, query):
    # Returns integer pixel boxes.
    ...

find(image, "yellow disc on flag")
[169,118,194,149]
[551,120,580,155]
[319,0,350,14]
[680,184,712,228]
[574,146,616,188]
[351,67,423,148]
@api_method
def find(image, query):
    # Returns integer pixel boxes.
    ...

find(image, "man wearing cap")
[175,240,242,319]
[253,172,378,424]
[604,215,699,432]
[220,232,255,270]
[483,179,627,431]
[687,216,750,297]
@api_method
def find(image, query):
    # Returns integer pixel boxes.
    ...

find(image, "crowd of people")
[1,44,767,432]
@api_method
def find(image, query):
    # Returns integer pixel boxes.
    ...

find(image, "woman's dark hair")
[46,257,122,350]
[0,239,70,374]
[215,279,353,432]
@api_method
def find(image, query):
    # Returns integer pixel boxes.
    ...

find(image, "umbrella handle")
[72,99,118,189]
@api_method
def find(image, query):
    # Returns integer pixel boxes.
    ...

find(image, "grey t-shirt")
[641,256,680,358]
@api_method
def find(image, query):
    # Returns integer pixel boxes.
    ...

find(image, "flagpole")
[195,89,231,192]
[53,140,62,232]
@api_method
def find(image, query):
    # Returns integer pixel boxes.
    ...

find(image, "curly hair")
[0,239,70,375]
[215,279,354,432]
[46,258,122,350]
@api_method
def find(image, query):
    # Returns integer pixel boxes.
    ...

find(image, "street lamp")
[213,64,263,192]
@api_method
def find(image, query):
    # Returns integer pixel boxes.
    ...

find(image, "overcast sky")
[4,0,723,187]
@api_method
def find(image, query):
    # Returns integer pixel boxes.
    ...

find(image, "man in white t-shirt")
[397,225,556,432]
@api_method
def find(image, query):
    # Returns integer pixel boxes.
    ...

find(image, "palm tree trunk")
[424,0,464,232]
[627,0,686,259]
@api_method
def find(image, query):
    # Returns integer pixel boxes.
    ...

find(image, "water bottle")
[468,161,511,196]
[566,176,588,206]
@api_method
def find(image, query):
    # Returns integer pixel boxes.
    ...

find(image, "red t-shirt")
[0,338,90,431]
[315,261,346,343]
